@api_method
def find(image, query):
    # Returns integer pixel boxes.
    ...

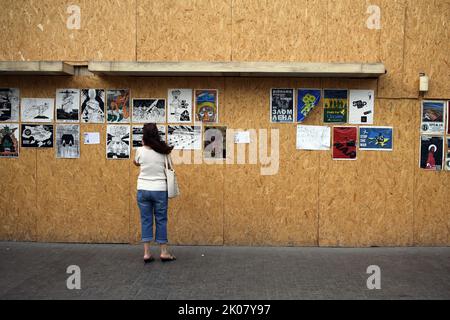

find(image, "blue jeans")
[137,190,168,244]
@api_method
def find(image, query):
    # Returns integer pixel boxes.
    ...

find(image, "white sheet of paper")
[296,125,331,150]
[234,131,251,144]
[83,132,100,144]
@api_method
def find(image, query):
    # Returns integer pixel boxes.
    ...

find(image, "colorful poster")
[332,126,357,160]
[0,123,19,158]
[106,125,130,159]
[359,126,393,151]
[56,124,80,159]
[55,89,80,122]
[297,89,321,123]
[204,126,227,159]
[21,98,54,122]
[421,101,445,134]
[80,89,105,123]
[446,138,450,171]
[296,125,330,150]
[323,89,348,123]
[107,89,130,123]
[420,135,444,171]
[168,89,193,123]
[168,125,201,150]
[271,88,294,123]
[132,124,166,148]
[447,101,450,135]
[195,89,218,123]
[0,88,20,122]
[132,98,166,123]
[21,124,54,148]
[349,89,374,124]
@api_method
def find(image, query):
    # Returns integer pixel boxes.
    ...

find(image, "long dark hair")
[142,123,173,155]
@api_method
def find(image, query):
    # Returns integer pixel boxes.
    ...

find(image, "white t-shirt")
[135,146,167,191]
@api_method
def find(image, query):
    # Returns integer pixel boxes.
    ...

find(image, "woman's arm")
[133,160,140,167]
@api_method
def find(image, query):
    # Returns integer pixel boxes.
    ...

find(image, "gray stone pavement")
[0,241,449,300]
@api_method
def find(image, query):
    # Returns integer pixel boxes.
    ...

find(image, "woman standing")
[134,123,176,263]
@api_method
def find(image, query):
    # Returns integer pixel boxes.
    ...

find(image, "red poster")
[333,126,357,160]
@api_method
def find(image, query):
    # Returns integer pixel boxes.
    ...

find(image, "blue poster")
[359,126,393,151]
[297,89,321,123]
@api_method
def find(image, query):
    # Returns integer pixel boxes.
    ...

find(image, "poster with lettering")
[446,138,450,171]
[296,125,330,150]
[332,126,357,160]
[359,126,393,151]
[421,101,445,134]
[348,90,374,124]
[419,135,443,171]
[270,89,294,123]
[297,89,321,123]
[323,89,348,123]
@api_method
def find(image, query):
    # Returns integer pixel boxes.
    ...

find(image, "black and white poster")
[168,125,201,150]
[80,89,105,123]
[106,125,130,159]
[348,89,374,124]
[56,89,80,122]
[204,126,227,160]
[270,89,294,123]
[0,88,20,122]
[132,125,166,148]
[168,89,193,123]
[21,98,54,122]
[132,99,166,123]
[21,124,54,148]
[56,124,80,158]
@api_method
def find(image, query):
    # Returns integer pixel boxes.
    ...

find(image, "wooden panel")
[0,0,136,61]
[403,0,450,99]
[137,0,232,61]
[232,0,327,62]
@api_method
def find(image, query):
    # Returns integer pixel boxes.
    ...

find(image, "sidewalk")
[0,242,449,300]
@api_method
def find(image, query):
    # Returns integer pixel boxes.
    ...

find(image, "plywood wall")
[0,0,449,246]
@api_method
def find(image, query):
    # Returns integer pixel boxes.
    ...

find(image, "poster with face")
[323,89,348,123]
[271,88,294,123]
[359,126,393,151]
[419,135,443,171]
[204,126,227,160]
[55,89,80,122]
[21,124,54,148]
[297,89,321,123]
[21,98,54,122]
[0,123,19,158]
[132,98,166,123]
[421,101,445,134]
[348,89,374,124]
[107,89,130,123]
[0,88,20,122]
[332,126,357,160]
[80,89,105,123]
[195,89,218,123]
[106,125,130,159]
[168,89,192,123]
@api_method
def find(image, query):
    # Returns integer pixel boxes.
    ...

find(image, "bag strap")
[165,154,174,170]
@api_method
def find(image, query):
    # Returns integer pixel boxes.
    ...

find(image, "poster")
[421,100,445,134]
[168,125,201,150]
[332,126,357,160]
[204,126,227,159]
[296,125,330,150]
[56,124,80,159]
[348,89,374,124]
[21,98,54,122]
[55,89,80,122]
[448,102,450,135]
[107,89,130,123]
[234,131,251,144]
[168,89,193,123]
[359,126,393,151]
[106,125,130,159]
[271,88,294,123]
[323,89,348,123]
[132,125,166,148]
[195,89,218,123]
[419,135,443,171]
[297,89,321,123]
[446,138,450,171]
[80,89,105,123]
[132,98,166,123]
[0,88,20,122]
[0,123,19,158]
[83,132,100,145]
[21,124,53,148]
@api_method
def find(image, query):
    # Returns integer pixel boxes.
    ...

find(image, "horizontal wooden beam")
[88,61,386,78]
[0,61,74,75]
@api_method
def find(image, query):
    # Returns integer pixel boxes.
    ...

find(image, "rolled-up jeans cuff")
[141,238,153,243]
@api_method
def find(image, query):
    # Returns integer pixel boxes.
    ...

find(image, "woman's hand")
[133,160,140,167]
